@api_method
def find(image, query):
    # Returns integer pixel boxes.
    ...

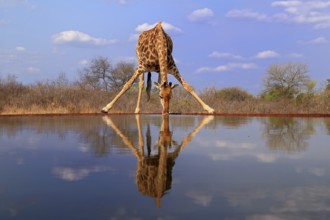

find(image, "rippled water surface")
[1,115,330,220]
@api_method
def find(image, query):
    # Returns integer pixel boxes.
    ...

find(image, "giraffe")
[101,22,215,114]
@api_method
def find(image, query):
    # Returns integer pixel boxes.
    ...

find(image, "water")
[0,115,330,220]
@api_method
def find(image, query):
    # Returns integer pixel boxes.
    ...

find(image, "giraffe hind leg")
[135,73,145,113]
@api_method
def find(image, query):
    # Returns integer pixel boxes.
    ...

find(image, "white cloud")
[271,1,303,9]
[208,50,301,60]
[161,22,183,33]
[15,46,26,52]
[255,50,280,59]
[298,36,328,44]
[215,65,230,72]
[0,0,28,6]
[272,0,330,12]
[79,59,89,65]
[287,53,304,58]
[272,186,330,213]
[256,153,277,163]
[226,9,269,21]
[53,167,92,181]
[227,1,330,29]
[196,67,212,73]
[134,22,182,33]
[311,37,328,44]
[214,140,256,149]
[130,22,182,41]
[0,0,36,9]
[196,62,257,73]
[129,33,139,41]
[185,191,213,207]
[53,166,114,181]
[209,51,243,59]
[188,8,215,22]
[228,62,257,69]
[296,166,327,176]
[118,0,127,4]
[27,66,40,73]
[134,23,154,32]
[309,167,326,176]
[272,0,330,29]
[52,31,118,46]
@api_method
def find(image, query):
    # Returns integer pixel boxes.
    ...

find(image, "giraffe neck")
[160,74,168,84]
[155,23,168,84]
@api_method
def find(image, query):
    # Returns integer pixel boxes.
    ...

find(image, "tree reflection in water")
[324,118,330,135]
[103,115,213,208]
[262,117,315,153]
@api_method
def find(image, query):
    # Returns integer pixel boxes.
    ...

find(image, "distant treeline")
[1,57,330,114]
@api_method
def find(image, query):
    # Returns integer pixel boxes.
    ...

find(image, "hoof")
[206,108,215,114]
[101,109,108,114]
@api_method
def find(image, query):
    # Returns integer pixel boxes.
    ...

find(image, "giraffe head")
[155,82,178,114]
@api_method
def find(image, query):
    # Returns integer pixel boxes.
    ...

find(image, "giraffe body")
[101,22,214,114]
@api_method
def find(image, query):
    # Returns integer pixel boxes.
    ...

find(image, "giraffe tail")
[146,72,151,101]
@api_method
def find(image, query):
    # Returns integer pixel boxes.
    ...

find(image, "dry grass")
[1,77,330,115]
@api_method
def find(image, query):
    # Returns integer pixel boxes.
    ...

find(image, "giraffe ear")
[171,84,179,89]
[169,82,178,89]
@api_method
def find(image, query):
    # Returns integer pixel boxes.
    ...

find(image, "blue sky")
[1,0,330,94]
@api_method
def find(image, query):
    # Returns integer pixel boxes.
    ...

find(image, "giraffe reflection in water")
[103,115,213,208]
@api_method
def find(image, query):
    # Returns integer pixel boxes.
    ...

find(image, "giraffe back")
[136,23,175,72]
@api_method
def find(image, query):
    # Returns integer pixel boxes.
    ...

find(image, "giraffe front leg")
[170,67,215,114]
[135,73,144,113]
[101,69,142,113]
[182,80,215,113]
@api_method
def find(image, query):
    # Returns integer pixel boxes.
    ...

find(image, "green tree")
[326,79,330,91]
[262,63,311,100]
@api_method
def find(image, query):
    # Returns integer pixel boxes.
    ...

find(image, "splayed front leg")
[101,69,142,113]
[204,105,215,114]
[170,66,215,114]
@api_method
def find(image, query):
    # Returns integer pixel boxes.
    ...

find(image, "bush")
[1,71,330,114]
[216,87,254,102]
[0,75,28,111]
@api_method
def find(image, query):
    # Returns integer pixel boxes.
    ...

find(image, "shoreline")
[1,112,330,118]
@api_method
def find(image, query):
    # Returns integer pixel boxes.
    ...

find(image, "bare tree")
[78,57,136,92]
[108,61,135,92]
[263,63,311,99]
[79,57,113,92]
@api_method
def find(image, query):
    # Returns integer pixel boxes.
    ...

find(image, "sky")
[1,0,330,94]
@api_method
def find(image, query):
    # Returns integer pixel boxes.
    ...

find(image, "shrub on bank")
[1,75,330,114]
